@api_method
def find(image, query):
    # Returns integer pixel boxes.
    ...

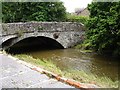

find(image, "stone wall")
[1,22,85,49]
[1,22,84,36]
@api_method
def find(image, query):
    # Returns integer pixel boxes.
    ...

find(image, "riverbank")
[1,51,99,89]
[14,54,118,88]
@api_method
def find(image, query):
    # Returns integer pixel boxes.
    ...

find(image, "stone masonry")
[0,22,85,50]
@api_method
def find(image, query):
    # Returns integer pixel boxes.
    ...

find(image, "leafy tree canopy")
[86,1,120,57]
[2,1,66,22]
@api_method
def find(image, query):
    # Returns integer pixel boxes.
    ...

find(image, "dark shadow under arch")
[4,36,64,54]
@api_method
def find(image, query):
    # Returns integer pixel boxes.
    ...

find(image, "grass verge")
[14,54,63,75]
[14,54,118,88]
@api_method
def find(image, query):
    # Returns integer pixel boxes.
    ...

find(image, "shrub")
[66,14,89,25]
[85,1,120,57]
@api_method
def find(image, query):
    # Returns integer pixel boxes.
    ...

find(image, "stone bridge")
[0,22,85,50]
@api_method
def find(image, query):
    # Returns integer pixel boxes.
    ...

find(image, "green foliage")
[2,2,66,23]
[66,13,89,24]
[86,2,120,57]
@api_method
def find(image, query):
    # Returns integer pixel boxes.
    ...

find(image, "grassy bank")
[15,54,118,88]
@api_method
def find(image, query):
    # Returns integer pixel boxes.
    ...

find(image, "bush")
[85,2,120,57]
[66,14,89,25]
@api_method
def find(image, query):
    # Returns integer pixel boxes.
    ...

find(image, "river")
[23,48,118,81]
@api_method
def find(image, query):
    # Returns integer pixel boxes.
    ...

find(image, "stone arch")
[2,35,64,53]
[2,36,18,50]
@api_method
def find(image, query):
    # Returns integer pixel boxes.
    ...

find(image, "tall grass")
[15,54,62,75]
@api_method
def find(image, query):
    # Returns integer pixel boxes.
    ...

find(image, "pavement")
[0,54,76,89]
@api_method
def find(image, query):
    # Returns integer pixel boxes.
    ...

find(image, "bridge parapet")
[1,22,84,36]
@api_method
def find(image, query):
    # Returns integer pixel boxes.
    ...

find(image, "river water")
[25,49,118,81]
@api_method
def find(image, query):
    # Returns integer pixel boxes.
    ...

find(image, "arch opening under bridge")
[2,36,64,54]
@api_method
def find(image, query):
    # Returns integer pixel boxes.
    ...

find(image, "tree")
[85,1,120,57]
[2,1,66,22]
